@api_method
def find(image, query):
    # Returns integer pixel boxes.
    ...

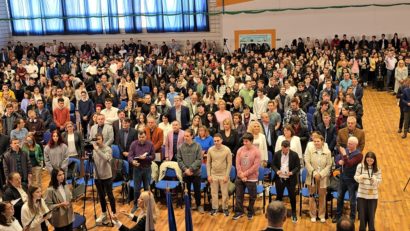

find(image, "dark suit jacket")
[118,128,137,156]
[3,185,26,225]
[271,150,301,185]
[168,106,190,130]
[353,85,364,104]
[112,119,122,143]
[260,122,277,152]
[61,131,84,156]
[119,215,146,231]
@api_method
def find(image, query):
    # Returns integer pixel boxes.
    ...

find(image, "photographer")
[92,133,117,225]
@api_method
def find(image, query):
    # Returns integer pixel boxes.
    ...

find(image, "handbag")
[328,169,340,191]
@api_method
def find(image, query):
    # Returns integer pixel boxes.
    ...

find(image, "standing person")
[168,95,190,130]
[233,132,261,220]
[118,118,137,160]
[332,136,363,223]
[144,116,164,154]
[128,130,155,214]
[78,91,94,136]
[45,168,74,231]
[400,79,410,138]
[3,172,28,226]
[207,133,232,216]
[3,139,32,188]
[89,114,114,146]
[354,152,382,231]
[304,134,333,223]
[0,201,27,231]
[10,118,28,144]
[53,98,70,133]
[263,201,287,231]
[21,186,51,231]
[92,133,116,224]
[271,140,301,223]
[177,128,203,213]
[61,121,84,158]
[21,134,43,187]
[164,120,184,161]
[44,131,69,174]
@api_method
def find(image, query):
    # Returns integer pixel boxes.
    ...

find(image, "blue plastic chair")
[190,164,208,205]
[299,168,313,216]
[141,86,150,94]
[66,158,81,185]
[119,101,127,110]
[43,130,51,145]
[155,168,182,207]
[269,171,289,203]
[111,145,121,159]
[76,160,94,186]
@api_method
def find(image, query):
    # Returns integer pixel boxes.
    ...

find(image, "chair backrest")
[123,160,129,176]
[83,160,94,175]
[43,131,51,144]
[142,86,150,94]
[258,167,265,181]
[229,166,236,182]
[270,170,276,182]
[200,164,207,180]
[300,168,307,185]
[70,102,75,113]
[165,168,177,178]
[111,145,121,159]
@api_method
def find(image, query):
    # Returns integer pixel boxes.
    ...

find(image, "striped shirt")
[354,163,382,199]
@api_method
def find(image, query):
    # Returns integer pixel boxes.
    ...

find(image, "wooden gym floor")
[40,88,410,231]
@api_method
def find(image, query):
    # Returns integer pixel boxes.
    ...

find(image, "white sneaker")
[320,218,326,223]
[311,217,316,222]
[96,213,107,224]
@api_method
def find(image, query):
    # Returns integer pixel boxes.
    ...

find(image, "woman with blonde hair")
[247,120,268,166]
[394,60,408,94]
[304,134,332,223]
[113,191,157,231]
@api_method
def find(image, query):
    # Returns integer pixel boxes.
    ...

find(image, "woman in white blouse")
[247,120,268,166]
[21,186,51,231]
[275,124,303,162]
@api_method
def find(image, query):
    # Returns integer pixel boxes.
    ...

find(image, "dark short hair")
[213,133,223,139]
[281,140,290,148]
[57,98,64,103]
[336,217,355,231]
[242,132,254,142]
[138,130,147,136]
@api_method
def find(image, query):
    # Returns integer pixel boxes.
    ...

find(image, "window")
[8,0,209,35]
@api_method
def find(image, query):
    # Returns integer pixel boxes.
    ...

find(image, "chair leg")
[299,194,302,217]
[263,191,265,214]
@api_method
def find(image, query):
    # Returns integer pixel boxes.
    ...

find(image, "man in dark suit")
[0,48,9,63]
[352,77,363,104]
[260,112,277,157]
[113,110,126,143]
[263,201,286,231]
[271,140,300,223]
[118,118,137,160]
[378,34,389,50]
[168,95,190,130]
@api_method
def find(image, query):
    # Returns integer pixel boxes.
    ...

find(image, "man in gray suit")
[89,114,114,146]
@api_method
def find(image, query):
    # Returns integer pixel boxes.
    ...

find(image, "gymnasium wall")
[0,0,11,48]
[8,0,222,50]
[221,0,410,49]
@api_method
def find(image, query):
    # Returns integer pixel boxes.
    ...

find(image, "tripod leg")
[404,177,410,191]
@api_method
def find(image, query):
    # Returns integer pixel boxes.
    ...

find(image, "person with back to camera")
[263,201,286,231]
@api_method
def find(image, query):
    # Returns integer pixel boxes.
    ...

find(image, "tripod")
[404,176,410,191]
[82,150,114,229]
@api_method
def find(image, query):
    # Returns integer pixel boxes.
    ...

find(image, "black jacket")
[271,150,301,185]
[3,185,26,225]
[118,128,138,157]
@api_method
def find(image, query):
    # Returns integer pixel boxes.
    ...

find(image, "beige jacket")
[304,146,333,188]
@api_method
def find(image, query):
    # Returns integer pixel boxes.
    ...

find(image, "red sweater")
[53,107,70,128]
[236,145,261,181]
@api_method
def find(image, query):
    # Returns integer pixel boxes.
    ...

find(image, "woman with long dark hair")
[45,168,74,231]
[354,152,382,231]
[44,131,68,174]
[21,186,50,231]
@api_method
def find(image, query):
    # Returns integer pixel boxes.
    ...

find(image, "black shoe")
[223,209,229,217]
[332,217,338,223]
[398,129,403,133]
[209,209,218,216]
[247,212,254,220]
[402,133,407,139]
[232,212,243,220]
[291,215,297,223]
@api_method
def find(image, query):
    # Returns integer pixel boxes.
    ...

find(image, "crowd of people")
[0,31,405,230]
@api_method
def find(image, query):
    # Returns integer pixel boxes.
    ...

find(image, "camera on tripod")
[84,138,96,158]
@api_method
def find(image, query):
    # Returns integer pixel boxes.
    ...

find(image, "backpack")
[111,158,125,182]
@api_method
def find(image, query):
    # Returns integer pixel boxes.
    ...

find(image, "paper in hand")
[11,198,21,205]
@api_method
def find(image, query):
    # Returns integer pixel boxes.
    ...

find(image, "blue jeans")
[386,69,394,90]
[132,166,152,206]
[336,178,358,220]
